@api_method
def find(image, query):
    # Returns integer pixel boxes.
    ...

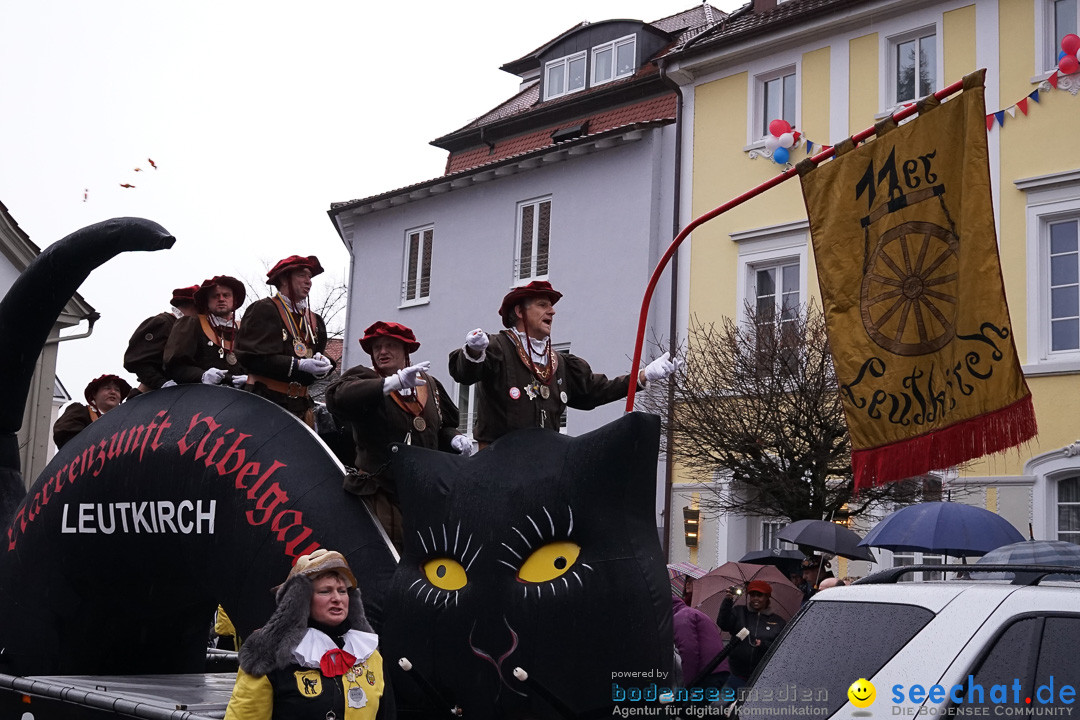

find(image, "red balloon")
[768,118,792,137]
[1060,54,1080,76]
[1063,34,1080,57]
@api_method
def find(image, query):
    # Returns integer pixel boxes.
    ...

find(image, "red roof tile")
[445,94,676,175]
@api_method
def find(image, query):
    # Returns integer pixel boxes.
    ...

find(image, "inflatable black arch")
[0,219,395,675]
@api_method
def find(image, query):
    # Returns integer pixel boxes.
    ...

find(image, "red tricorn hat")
[194,275,247,313]
[359,321,420,354]
[169,285,200,308]
[746,580,773,596]
[84,374,133,405]
[498,280,563,328]
[266,255,324,286]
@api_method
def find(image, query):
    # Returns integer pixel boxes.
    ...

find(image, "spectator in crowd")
[717,580,786,691]
[53,374,132,449]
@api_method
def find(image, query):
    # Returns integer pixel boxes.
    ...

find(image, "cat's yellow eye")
[518,541,580,583]
[422,557,467,591]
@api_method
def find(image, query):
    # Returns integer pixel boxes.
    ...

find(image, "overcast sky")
[1,0,741,398]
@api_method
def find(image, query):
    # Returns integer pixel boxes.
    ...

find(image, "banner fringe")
[852,394,1038,492]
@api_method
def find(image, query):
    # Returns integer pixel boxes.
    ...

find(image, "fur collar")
[238,575,374,677]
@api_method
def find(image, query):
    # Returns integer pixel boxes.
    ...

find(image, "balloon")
[1063,34,1080,56]
[764,135,781,152]
[779,132,795,149]
[1060,54,1080,76]
[773,146,790,164]
[768,118,791,137]
[1059,50,1068,62]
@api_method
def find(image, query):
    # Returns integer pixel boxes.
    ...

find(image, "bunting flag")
[798,70,1037,491]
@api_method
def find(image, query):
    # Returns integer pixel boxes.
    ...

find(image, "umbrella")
[859,502,1025,558]
[693,562,803,623]
[667,561,706,598]
[975,540,1080,567]
[738,548,805,577]
[777,519,875,562]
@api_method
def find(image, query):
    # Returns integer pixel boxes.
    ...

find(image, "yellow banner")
[799,71,1035,489]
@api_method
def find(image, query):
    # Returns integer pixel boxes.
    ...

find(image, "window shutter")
[406,231,420,301]
[520,204,534,279]
[420,228,433,298]
[536,201,550,276]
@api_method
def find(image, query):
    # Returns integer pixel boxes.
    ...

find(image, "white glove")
[230,374,248,388]
[298,354,332,378]
[465,329,489,352]
[383,361,430,394]
[644,351,681,383]
[202,367,228,385]
[451,434,475,456]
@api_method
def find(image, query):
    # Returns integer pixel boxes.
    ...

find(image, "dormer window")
[544,51,586,100]
[592,35,636,86]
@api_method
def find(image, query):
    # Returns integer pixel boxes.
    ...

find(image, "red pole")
[625,77,967,412]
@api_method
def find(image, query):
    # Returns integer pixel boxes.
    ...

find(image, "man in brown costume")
[123,285,199,398]
[235,255,333,426]
[326,321,471,549]
[53,374,132,450]
[448,280,678,447]
[163,275,249,387]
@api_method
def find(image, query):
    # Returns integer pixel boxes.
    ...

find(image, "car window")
[737,601,935,717]
[958,615,1080,710]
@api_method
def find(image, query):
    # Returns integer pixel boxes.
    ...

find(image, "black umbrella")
[738,548,804,578]
[777,519,875,562]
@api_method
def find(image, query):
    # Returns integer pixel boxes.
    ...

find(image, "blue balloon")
[773,146,790,164]
[1060,50,1068,61]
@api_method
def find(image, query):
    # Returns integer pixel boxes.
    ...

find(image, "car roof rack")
[854,564,1080,586]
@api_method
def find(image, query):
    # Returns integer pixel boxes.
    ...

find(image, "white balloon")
[764,135,781,152]
[779,132,795,149]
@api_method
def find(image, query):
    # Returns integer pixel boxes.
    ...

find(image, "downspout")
[657,59,684,562]
[44,311,100,344]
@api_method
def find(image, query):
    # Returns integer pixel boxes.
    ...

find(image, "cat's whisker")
[465,543,483,572]
[572,570,584,587]
[414,583,425,600]
[581,563,594,572]
[408,579,422,592]
[453,521,461,555]
[428,526,438,550]
[460,533,472,562]
[511,525,532,550]
[501,542,522,561]
[543,506,555,536]
[561,577,569,591]
[567,505,574,535]
[497,559,518,572]
[417,530,429,554]
[441,524,449,551]
[424,587,435,604]
[526,514,543,541]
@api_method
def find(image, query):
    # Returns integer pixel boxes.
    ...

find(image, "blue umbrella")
[859,502,1024,558]
[975,540,1080,566]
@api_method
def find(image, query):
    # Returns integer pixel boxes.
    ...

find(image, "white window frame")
[1028,442,1080,541]
[886,25,938,109]
[514,196,552,283]
[1036,0,1078,76]
[591,34,636,87]
[752,65,798,142]
[543,51,586,101]
[1019,170,1080,374]
[732,221,809,330]
[762,521,786,551]
[400,224,433,307]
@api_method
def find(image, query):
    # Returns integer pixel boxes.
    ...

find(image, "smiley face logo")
[848,678,876,708]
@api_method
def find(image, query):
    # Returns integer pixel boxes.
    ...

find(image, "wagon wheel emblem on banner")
[860,220,959,356]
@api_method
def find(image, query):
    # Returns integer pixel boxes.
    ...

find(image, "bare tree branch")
[639,302,944,523]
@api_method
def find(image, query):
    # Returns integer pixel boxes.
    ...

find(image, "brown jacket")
[325,365,461,478]
[52,403,98,450]
[448,330,635,444]
[123,312,177,390]
[163,315,244,384]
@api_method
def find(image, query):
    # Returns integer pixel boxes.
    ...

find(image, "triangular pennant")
[806,140,815,154]
[1048,72,1059,89]
[1017,97,1029,115]
[994,110,1006,126]
[1006,106,1017,118]
[1030,89,1041,103]
[986,114,995,131]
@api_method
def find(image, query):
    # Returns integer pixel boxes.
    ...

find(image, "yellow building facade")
[662,0,1080,573]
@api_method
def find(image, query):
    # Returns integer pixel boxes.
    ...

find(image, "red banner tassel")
[320,648,357,677]
[852,394,1038,492]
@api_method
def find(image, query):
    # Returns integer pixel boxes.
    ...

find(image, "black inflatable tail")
[0,218,174,527]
